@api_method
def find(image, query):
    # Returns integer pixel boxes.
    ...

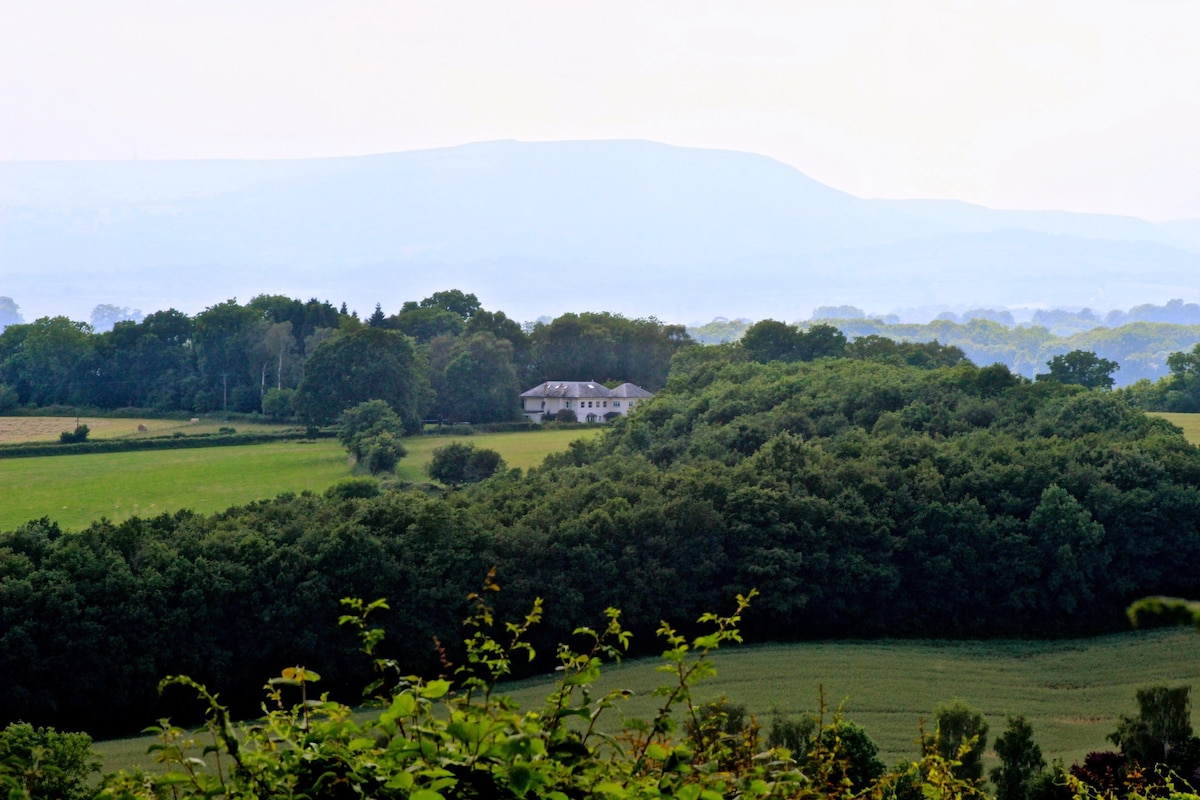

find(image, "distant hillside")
[3,140,1199,322]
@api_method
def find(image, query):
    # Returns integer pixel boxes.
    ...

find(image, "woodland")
[6,293,1200,798]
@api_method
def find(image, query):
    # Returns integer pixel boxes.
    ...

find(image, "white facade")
[520,381,653,423]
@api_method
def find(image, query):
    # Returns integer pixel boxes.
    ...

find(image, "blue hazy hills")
[3,139,1199,322]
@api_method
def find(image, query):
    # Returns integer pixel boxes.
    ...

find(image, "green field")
[94,627,1200,776]
[1149,412,1200,445]
[396,428,601,482]
[0,415,294,444]
[0,427,602,531]
[499,629,1200,770]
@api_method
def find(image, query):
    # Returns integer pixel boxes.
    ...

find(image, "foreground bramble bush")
[86,581,989,800]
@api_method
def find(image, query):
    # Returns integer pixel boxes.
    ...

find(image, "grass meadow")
[1149,412,1200,445]
[94,627,1200,776]
[0,426,602,531]
[0,416,294,444]
[395,428,601,482]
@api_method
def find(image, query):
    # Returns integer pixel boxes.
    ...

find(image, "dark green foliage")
[763,713,883,792]
[363,430,404,474]
[1108,685,1199,773]
[261,387,296,420]
[740,320,847,363]
[0,722,98,800]
[324,477,381,501]
[437,332,523,423]
[767,713,816,754]
[741,319,801,363]
[527,312,690,390]
[10,349,1200,738]
[337,401,409,474]
[927,700,988,785]
[992,715,1047,800]
[1027,761,1074,800]
[296,328,431,430]
[58,424,89,444]
[1037,349,1119,389]
[426,442,506,486]
[0,383,18,413]
[337,400,406,458]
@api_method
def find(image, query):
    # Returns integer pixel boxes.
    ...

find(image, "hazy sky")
[3,1,1199,220]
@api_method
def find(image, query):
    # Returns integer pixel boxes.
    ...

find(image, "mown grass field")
[0,440,350,531]
[94,627,1200,776]
[1149,412,1200,445]
[396,428,601,482]
[0,427,603,531]
[0,416,293,444]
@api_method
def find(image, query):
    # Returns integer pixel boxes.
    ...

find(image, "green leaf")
[388,691,417,718]
[410,790,445,800]
[421,680,451,699]
[385,772,415,790]
[507,763,533,795]
[594,782,629,798]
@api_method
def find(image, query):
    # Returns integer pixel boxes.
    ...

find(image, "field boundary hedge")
[0,430,334,459]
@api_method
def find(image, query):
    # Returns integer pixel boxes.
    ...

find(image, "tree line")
[0,291,690,424]
[6,342,1200,735]
[687,302,1200,386]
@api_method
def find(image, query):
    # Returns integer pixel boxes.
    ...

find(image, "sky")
[2,1,1200,221]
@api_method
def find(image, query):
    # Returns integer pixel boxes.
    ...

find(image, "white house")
[520,380,654,423]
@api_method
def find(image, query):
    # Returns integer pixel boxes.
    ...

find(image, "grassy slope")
[0,427,603,531]
[497,629,1200,770]
[95,628,1200,775]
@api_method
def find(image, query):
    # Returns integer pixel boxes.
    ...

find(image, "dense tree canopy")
[295,327,430,430]
[9,345,1200,736]
[1036,349,1119,389]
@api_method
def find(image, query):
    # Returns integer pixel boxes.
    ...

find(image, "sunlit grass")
[1149,412,1200,445]
[0,427,604,531]
[0,415,294,444]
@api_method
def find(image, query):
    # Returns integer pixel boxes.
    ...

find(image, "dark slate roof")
[610,382,654,398]
[520,380,655,399]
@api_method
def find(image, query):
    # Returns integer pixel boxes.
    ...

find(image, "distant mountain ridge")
[3,139,1199,322]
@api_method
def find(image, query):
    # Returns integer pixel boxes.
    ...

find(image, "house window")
[614,401,621,408]
[603,401,607,407]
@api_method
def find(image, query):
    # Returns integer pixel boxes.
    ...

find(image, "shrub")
[426,442,506,486]
[324,477,382,501]
[992,715,1047,800]
[338,400,408,466]
[363,431,404,475]
[555,408,578,423]
[97,586,983,800]
[261,387,296,420]
[0,722,98,800]
[927,699,989,785]
[58,424,89,444]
